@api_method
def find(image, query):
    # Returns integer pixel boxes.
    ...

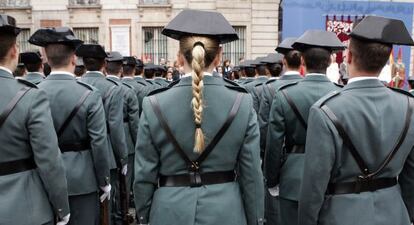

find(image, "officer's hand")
[122,164,128,176]
[100,184,112,202]
[56,214,70,225]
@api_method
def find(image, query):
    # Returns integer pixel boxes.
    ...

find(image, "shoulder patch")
[76,80,94,90]
[17,79,38,88]
[122,82,133,89]
[387,87,414,98]
[147,87,170,96]
[316,90,341,107]
[265,79,277,85]
[279,81,299,91]
[223,78,241,87]
[167,79,180,88]
[333,83,344,88]
[106,77,119,86]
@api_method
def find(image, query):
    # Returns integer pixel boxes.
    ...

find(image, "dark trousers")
[126,154,134,198]
[279,197,298,225]
[265,190,281,225]
[68,192,99,225]
[110,169,122,225]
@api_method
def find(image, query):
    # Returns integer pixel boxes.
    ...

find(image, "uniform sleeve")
[298,106,336,225]
[27,89,70,219]
[238,98,265,225]
[400,146,414,222]
[127,89,140,145]
[252,86,261,113]
[87,92,110,187]
[108,86,128,166]
[264,92,285,187]
[258,85,272,157]
[133,98,160,224]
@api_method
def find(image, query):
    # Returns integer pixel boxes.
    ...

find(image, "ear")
[9,42,18,62]
[177,51,185,67]
[301,56,306,67]
[346,50,352,65]
[71,55,77,66]
[213,47,223,67]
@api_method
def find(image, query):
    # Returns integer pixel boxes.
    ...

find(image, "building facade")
[0,0,281,65]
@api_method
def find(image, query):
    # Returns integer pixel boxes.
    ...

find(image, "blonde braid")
[191,43,205,153]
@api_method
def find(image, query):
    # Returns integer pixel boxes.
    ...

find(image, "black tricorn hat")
[239,60,256,68]
[29,27,83,48]
[123,57,137,66]
[275,37,297,55]
[75,44,107,59]
[252,57,267,66]
[106,51,124,62]
[162,9,238,44]
[350,16,414,46]
[261,53,284,64]
[0,14,21,36]
[292,30,346,52]
[144,63,157,70]
[20,52,42,64]
[135,58,144,67]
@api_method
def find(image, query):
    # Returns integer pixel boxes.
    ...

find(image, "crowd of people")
[1,7,414,225]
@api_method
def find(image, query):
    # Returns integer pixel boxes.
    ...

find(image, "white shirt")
[0,66,13,75]
[86,71,104,76]
[50,71,76,77]
[182,72,213,78]
[106,75,119,79]
[283,71,300,76]
[348,76,379,84]
[326,63,340,83]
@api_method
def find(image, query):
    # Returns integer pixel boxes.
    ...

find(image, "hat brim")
[162,29,239,44]
[292,42,346,52]
[0,26,21,36]
[349,33,414,46]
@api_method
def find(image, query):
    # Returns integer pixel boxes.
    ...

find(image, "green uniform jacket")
[243,76,269,112]
[134,76,265,225]
[0,69,69,224]
[153,77,170,87]
[107,76,140,155]
[265,74,341,201]
[123,76,150,115]
[80,71,128,168]
[23,72,44,85]
[258,73,303,155]
[39,73,110,195]
[299,79,414,225]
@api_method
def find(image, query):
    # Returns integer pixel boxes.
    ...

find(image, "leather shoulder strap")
[149,96,196,168]
[321,105,370,175]
[281,89,307,129]
[195,93,244,165]
[57,90,92,137]
[0,87,31,128]
[267,83,275,99]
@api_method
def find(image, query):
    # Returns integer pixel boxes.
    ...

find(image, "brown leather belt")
[286,145,305,154]
[159,170,236,188]
[326,177,397,195]
[59,140,91,153]
[0,156,36,176]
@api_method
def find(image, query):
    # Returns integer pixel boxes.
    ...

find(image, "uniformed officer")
[134,58,145,82]
[133,9,264,225]
[29,27,111,225]
[14,59,26,78]
[245,57,269,113]
[240,60,258,88]
[299,16,414,225]
[153,65,170,87]
[265,30,345,225]
[74,57,86,77]
[20,51,45,84]
[76,44,128,225]
[106,51,140,221]
[259,38,303,158]
[122,56,148,115]
[0,14,70,225]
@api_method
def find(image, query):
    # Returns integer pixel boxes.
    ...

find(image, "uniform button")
[58,209,62,212]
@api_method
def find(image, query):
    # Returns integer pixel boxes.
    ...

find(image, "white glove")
[268,186,279,197]
[100,184,111,202]
[56,214,70,225]
[121,164,128,176]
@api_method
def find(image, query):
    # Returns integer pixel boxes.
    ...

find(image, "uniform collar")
[107,75,120,80]
[182,72,213,78]
[348,76,379,84]
[343,77,385,91]
[50,71,75,77]
[84,71,105,77]
[302,73,331,82]
[0,66,13,75]
[175,75,224,87]
[284,71,300,76]
[26,72,45,77]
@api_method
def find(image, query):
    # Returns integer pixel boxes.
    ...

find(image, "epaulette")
[223,77,241,87]
[167,79,180,88]
[265,79,277,85]
[76,80,95,91]
[147,87,170,96]
[316,90,341,108]
[333,83,344,88]
[137,81,147,86]
[122,82,133,89]
[243,80,254,85]
[279,81,299,91]
[387,86,414,98]
[17,79,38,88]
[106,77,119,86]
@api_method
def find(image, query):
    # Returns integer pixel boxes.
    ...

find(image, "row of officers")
[1,8,414,225]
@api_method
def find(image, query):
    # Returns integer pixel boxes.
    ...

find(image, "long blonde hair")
[180,36,220,153]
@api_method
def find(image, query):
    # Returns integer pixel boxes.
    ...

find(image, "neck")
[0,62,15,73]
[286,67,300,73]
[52,65,75,74]
[348,68,379,79]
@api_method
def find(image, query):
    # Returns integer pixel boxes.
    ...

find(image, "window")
[142,27,168,64]
[18,29,31,52]
[68,0,99,6]
[222,26,246,66]
[73,28,99,44]
[0,0,30,7]
[139,0,168,4]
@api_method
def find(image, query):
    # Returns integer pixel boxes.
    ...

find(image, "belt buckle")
[355,175,371,193]
[189,171,202,187]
